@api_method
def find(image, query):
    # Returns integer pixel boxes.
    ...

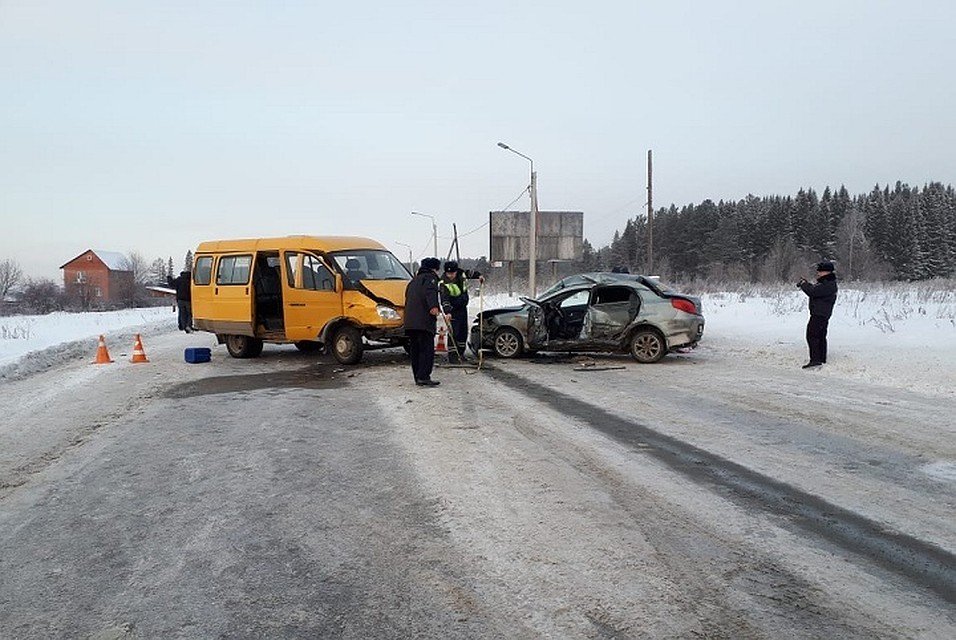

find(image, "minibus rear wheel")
[331,325,363,365]
[225,334,264,358]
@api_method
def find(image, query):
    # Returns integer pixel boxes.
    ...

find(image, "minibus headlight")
[377,305,401,320]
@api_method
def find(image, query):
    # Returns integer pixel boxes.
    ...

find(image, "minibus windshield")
[330,250,412,282]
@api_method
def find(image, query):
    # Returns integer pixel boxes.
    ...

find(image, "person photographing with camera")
[797,261,838,369]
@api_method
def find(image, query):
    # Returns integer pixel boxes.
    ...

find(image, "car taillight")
[671,298,697,314]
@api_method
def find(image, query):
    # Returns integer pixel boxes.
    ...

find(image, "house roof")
[59,249,131,271]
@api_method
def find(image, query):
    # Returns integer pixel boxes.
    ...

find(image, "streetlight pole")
[497,142,538,296]
[395,241,414,271]
[411,211,438,257]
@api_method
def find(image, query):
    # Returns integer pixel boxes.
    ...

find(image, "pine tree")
[863,186,889,264]
[791,189,819,251]
[183,250,193,272]
[808,189,835,258]
[167,256,174,278]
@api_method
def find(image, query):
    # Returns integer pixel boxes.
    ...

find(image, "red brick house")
[60,249,134,306]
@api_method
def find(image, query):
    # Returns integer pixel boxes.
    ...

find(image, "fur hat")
[816,261,835,272]
[444,261,459,272]
[421,257,441,271]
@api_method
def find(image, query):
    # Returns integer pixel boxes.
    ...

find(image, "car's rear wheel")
[492,327,523,358]
[225,334,264,359]
[629,329,666,363]
[331,325,364,364]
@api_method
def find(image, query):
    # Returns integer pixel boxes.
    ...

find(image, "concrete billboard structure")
[489,210,584,262]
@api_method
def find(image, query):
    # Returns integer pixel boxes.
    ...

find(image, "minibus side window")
[193,256,213,285]
[303,255,335,291]
[285,252,299,287]
[217,255,252,285]
[286,252,334,291]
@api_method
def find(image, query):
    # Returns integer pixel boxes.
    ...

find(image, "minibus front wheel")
[331,325,363,365]
[224,334,264,359]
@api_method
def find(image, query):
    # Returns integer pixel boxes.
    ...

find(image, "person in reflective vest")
[440,261,483,363]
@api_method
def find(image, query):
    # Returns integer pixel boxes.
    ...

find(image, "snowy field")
[1,285,954,397]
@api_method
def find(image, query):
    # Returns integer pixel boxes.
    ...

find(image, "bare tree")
[123,251,152,285]
[0,258,24,299]
[149,258,167,284]
[20,278,65,313]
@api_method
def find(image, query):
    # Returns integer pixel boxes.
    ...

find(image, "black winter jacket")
[403,268,441,334]
[799,273,837,318]
[167,273,192,302]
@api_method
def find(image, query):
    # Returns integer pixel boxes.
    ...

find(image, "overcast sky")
[2,0,955,279]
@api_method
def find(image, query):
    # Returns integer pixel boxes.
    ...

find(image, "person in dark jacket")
[797,261,838,368]
[439,260,483,363]
[167,270,193,333]
[403,258,450,386]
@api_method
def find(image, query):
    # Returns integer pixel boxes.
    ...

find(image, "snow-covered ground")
[2,285,954,396]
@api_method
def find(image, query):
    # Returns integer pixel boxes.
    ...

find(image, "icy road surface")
[0,330,954,639]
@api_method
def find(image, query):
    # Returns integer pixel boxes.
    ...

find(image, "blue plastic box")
[184,347,211,364]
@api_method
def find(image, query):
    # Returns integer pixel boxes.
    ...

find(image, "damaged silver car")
[469,273,704,363]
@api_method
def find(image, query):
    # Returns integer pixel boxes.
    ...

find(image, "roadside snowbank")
[0,308,176,380]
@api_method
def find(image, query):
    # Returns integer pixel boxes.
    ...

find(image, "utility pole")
[647,149,653,275]
[411,211,438,257]
[497,142,538,297]
[530,169,538,296]
[395,241,414,271]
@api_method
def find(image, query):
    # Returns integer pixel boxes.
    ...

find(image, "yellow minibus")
[191,236,410,363]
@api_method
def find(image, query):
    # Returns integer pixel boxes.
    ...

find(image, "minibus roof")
[195,236,387,254]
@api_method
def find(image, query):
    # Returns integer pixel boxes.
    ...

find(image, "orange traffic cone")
[92,335,113,364]
[436,326,447,353]
[131,334,149,363]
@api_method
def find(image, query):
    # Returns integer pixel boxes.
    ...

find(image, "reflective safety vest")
[442,281,463,297]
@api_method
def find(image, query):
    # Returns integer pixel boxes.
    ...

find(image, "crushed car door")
[586,286,639,342]
[555,290,590,340]
[522,297,549,348]
[542,289,590,348]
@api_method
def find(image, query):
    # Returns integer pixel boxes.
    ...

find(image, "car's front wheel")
[492,327,524,358]
[629,329,666,363]
[225,334,264,359]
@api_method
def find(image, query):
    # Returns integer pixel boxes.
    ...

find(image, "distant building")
[60,249,133,305]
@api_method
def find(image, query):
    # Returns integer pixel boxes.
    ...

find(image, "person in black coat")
[439,260,483,363]
[797,261,838,368]
[403,258,450,386]
[167,270,193,332]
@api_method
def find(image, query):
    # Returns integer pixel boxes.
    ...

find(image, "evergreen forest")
[583,182,956,282]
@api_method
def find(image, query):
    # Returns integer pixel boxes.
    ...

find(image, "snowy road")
[0,330,954,638]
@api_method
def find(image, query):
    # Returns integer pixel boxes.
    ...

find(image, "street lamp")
[497,141,539,296]
[411,211,438,257]
[395,241,414,271]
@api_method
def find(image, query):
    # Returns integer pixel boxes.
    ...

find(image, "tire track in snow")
[487,365,956,605]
